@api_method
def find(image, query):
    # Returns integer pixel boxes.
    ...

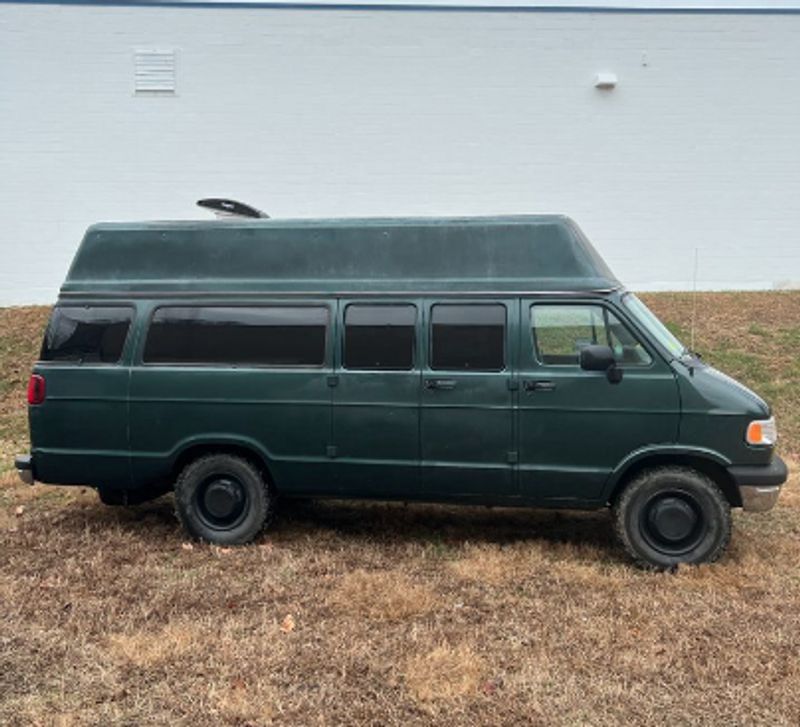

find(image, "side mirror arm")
[606,363,623,384]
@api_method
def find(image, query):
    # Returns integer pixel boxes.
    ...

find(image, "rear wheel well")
[609,454,741,508]
[170,444,275,493]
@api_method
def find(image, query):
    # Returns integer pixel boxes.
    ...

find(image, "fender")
[161,434,278,483]
[602,444,733,503]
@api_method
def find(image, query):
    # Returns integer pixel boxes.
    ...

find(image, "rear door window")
[41,306,134,364]
[143,306,328,366]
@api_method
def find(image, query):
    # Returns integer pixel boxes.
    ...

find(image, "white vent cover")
[134,50,177,94]
[593,72,618,90]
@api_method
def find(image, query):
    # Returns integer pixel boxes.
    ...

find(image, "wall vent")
[134,49,177,95]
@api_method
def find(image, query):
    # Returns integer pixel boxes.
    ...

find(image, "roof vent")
[197,198,270,219]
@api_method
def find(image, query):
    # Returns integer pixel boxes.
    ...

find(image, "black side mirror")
[579,345,623,384]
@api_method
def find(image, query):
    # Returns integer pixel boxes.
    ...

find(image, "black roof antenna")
[197,198,270,219]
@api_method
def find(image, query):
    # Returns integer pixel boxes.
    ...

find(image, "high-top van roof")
[61,215,619,296]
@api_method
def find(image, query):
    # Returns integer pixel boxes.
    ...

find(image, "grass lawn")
[0,292,798,725]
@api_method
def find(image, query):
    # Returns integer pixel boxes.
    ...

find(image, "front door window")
[532,304,652,367]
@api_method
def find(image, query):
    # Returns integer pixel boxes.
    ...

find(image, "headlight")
[745,417,777,446]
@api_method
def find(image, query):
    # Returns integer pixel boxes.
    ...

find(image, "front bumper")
[14,454,33,485]
[728,455,788,512]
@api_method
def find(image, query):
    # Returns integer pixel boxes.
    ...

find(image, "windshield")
[622,293,687,359]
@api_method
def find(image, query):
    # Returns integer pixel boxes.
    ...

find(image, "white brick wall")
[1,3,799,304]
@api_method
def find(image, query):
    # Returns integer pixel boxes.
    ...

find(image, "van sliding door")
[331,300,422,497]
[420,300,517,499]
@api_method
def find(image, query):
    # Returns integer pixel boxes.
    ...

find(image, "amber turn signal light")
[745,417,777,446]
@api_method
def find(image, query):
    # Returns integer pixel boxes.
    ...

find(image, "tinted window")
[143,306,328,366]
[344,304,416,370]
[41,306,133,364]
[430,304,505,371]
[532,305,651,366]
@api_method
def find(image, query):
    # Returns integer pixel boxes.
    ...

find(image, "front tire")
[174,454,273,545]
[613,466,731,570]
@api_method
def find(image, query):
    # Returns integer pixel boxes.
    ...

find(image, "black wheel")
[174,453,273,545]
[613,466,731,570]
[98,483,170,507]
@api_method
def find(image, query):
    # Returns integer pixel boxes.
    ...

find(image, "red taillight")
[27,374,46,405]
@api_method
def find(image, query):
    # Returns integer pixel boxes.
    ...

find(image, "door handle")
[523,379,556,392]
[425,378,457,391]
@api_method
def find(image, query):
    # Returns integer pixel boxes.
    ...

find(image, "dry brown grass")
[0,306,50,475]
[1,293,799,725]
[107,620,199,668]
[329,569,437,621]
[403,644,486,704]
[449,543,535,586]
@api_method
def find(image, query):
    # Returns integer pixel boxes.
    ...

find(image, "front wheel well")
[170,443,275,492]
[609,454,741,508]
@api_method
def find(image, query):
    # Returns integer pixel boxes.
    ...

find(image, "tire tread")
[175,453,274,544]
[612,465,731,570]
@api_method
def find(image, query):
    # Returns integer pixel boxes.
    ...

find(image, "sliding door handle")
[523,379,556,392]
[425,378,457,391]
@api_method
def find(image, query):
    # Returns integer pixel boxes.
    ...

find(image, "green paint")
[23,216,785,509]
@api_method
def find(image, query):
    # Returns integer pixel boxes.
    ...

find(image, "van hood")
[685,362,769,417]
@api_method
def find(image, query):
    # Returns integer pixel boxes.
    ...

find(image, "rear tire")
[613,466,731,570]
[174,453,273,545]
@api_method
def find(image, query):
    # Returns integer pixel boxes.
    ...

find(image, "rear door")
[420,300,517,499]
[30,304,134,487]
[331,300,421,497]
[517,299,680,503]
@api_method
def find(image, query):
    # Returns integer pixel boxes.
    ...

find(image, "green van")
[15,215,787,568]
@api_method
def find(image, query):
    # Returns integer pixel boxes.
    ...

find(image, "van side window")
[41,306,133,364]
[430,304,505,371]
[143,306,328,366]
[532,305,652,366]
[344,304,416,370]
